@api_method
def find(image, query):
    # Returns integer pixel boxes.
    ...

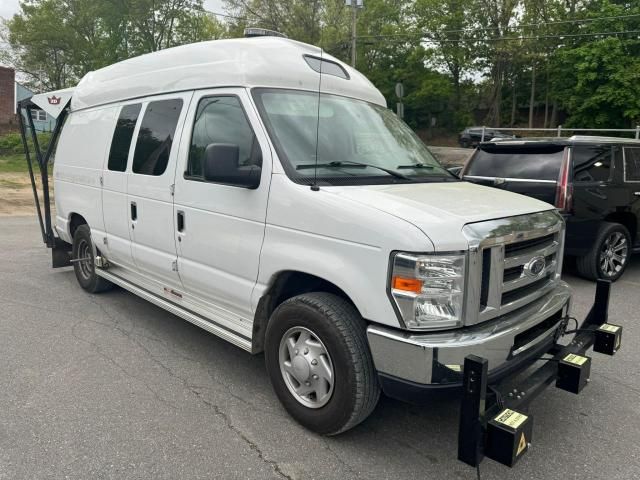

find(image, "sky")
[0,0,226,21]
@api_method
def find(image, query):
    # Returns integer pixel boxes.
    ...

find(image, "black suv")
[458,127,514,148]
[462,136,640,281]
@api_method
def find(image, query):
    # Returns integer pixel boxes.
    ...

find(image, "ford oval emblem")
[524,256,546,277]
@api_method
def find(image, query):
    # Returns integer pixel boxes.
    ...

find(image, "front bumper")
[367,282,571,388]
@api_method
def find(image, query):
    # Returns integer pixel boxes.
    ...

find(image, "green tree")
[413,0,473,120]
[549,0,640,128]
[2,0,228,90]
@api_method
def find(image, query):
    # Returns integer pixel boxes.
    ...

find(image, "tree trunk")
[528,63,536,128]
[510,77,517,127]
[453,64,461,115]
[544,63,550,128]
[550,100,558,128]
[486,58,503,126]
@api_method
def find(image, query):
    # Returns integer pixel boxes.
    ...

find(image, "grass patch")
[0,153,30,173]
[0,132,52,174]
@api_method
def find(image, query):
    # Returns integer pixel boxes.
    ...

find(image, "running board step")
[96,269,253,352]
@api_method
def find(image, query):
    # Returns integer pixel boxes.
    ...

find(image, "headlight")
[389,252,466,330]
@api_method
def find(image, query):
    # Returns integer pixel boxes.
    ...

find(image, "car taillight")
[556,148,573,213]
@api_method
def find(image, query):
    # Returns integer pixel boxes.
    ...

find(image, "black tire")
[460,139,470,148]
[264,292,380,435]
[576,222,631,282]
[72,224,114,293]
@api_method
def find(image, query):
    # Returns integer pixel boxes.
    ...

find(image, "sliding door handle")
[177,211,185,232]
[130,201,137,221]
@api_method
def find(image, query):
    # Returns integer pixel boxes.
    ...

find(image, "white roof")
[71,37,386,111]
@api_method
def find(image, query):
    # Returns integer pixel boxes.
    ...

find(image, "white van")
[38,37,571,435]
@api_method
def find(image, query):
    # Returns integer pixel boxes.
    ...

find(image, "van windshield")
[252,88,453,185]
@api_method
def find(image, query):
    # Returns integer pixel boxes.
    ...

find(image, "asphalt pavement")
[1,216,638,480]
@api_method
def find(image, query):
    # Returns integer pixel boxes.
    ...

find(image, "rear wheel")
[576,222,631,282]
[264,292,380,435]
[72,224,114,293]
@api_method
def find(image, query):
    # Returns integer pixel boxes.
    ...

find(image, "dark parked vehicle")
[462,136,640,281]
[458,127,515,148]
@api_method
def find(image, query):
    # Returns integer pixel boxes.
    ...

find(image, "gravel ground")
[0,216,638,480]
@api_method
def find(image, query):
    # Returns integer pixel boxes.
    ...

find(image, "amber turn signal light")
[392,276,423,293]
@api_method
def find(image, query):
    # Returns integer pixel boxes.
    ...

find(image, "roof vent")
[244,27,288,39]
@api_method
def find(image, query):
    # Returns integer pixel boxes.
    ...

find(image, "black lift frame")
[16,98,72,267]
[457,279,612,467]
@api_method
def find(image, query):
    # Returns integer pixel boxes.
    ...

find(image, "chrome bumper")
[367,282,571,385]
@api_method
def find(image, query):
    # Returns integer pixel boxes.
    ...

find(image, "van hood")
[327,181,556,251]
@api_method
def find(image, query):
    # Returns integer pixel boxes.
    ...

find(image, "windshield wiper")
[296,160,412,180]
[396,163,435,169]
[397,163,459,180]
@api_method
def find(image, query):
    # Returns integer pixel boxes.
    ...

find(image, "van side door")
[172,89,271,329]
[127,92,192,289]
[102,102,142,269]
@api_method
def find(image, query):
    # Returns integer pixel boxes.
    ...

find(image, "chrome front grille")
[462,210,565,326]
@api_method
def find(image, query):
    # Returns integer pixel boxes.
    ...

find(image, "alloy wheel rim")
[599,232,628,277]
[77,239,93,280]
[278,326,334,409]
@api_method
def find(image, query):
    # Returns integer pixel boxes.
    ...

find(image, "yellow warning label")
[494,409,528,430]
[516,433,527,456]
[599,323,621,333]
[564,353,588,366]
[446,364,462,372]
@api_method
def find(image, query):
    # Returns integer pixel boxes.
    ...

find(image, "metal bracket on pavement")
[457,279,612,468]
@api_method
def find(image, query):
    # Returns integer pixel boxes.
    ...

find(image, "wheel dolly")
[457,279,621,468]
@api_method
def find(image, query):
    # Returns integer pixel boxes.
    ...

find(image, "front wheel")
[264,292,380,435]
[576,222,631,281]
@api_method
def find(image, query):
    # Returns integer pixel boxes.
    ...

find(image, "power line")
[202,9,246,21]
[356,13,640,39]
[359,29,640,43]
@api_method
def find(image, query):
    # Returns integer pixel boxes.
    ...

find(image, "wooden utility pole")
[347,0,363,67]
[351,3,357,67]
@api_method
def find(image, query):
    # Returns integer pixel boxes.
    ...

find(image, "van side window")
[108,104,141,172]
[624,148,640,182]
[132,99,183,176]
[186,96,261,179]
[572,146,612,183]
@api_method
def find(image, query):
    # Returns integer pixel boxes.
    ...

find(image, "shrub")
[0,132,52,155]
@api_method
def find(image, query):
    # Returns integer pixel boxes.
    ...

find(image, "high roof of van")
[71,37,386,111]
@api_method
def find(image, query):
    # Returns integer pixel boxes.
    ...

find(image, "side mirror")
[447,166,462,178]
[203,143,261,189]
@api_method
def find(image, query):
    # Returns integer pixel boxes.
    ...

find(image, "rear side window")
[572,145,612,183]
[132,99,183,176]
[624,147,640,181]
[187,96,260,179]
[466,146,565,180]
[108,104,141,172]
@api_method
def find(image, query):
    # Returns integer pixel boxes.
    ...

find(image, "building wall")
[0,66,16,125]
[16,82,56,132]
